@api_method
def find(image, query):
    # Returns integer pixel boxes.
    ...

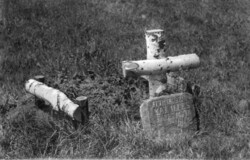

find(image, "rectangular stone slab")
[140,93,197,140]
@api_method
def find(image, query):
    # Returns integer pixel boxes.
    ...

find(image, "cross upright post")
[145,29,166,97]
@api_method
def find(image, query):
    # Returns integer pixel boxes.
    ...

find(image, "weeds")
[0,0,250,159]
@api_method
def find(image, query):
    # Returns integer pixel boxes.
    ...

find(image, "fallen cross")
[25,75,89,127]
[122,29,200,140]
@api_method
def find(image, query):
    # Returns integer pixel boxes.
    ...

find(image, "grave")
[122,29,200,140]
[140,93,197,139]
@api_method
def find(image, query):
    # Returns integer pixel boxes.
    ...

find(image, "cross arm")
[122,53,200,78]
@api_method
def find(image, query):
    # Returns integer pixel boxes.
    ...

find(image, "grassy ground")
[1,0,250,158]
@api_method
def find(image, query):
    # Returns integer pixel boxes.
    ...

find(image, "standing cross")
[122,29,200,97]
[122,29,201,140]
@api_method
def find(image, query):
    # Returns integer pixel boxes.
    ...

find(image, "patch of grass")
[1,0,250,159]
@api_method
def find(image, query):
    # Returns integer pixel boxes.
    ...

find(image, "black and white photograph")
[0,0,250,159]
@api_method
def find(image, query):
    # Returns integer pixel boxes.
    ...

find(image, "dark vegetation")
[0,0,250,158]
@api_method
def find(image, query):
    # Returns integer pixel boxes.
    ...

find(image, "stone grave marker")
[140,92,197,139]
[122,29,200,140]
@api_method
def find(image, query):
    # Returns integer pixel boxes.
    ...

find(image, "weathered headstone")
[122,29,200,140]
[140,93,197,139]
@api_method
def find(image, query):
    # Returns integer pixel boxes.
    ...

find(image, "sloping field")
[0,0,250,158]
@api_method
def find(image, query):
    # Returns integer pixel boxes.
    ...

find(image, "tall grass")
[1,0,250,158]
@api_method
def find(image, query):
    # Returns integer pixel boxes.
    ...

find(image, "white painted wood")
[122,53,200,77]
[122,29,201,97]
[145,29,187,97]
[25,79,79,119]
[145,29,165,97]
[145,29,165,59]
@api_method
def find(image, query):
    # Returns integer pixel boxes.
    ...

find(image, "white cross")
[122,29,200,97]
